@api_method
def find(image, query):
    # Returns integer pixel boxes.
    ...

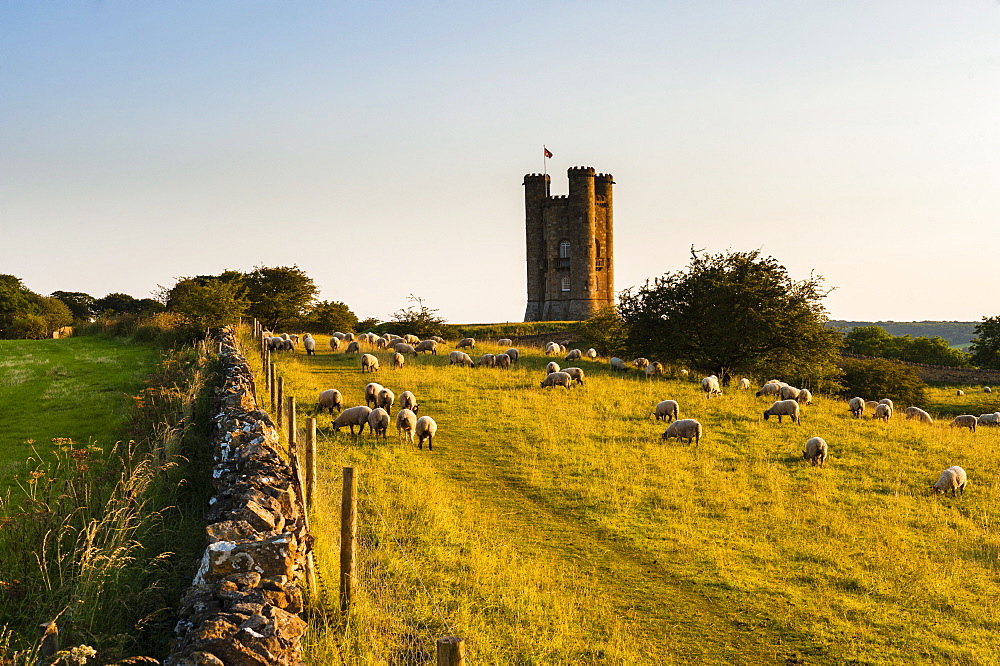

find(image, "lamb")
[848,397,865,418]
[609,357,627,372]
[904,406,933,424]
[540,371,573,389]
[932,466,967,496]
[701,375,723,399]
[585,348,598,359]
[873,404,892,422]
[377,388,395,413]
[346,341,361,354]
[497,338,513,347]
[737,378,751,390]
[404,334,420,345]
[561,367,585,385]
[392,352,405,369]
[494,353,512,369]
[361,353,379,372]
[456,338,476,349]
[504,348,519,363]
[399,391,419,414]
[364,383,384,408]
[545,342,560,355]
[796,389,813,405]
[661,418,702,445]
[448,351,475,367]
[956,389,965,397]
[368,408,390,439]
[949,415,977,432]
[477,353,495,368]
[778,385,801,401]
[329,337,341,352]
[333,405,372,435]
[763,399,801,425]
[413,340,438,355]
[654,399,679,422]
[317,389,344,414]
[976,412,1000,427]
[803,437,828,466]
[632,358,649,370]
[395,409,417,443]
[645,362,664,379]
[415,415,437,450]
[565,349,583,361]
[393,343,417,355]
[303,334,316,355]
[546,361,560,374]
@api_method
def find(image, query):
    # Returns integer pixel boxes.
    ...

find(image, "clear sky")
[2,1,998,323]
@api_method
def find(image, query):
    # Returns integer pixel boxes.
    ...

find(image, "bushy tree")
[242,265,317,330]
[618,248,843,385]
[93,293,165,317]
[840,357,927,405]
[574,306,628,357]
[386,295,447,338]
[304,300,358,334]
[0,276,73,338]
[969,316,1000,369]
[0,274,40,336]
[844,326,970,366]
[37,296,73,332]
[168,277,248,329]
[51,291,95,321]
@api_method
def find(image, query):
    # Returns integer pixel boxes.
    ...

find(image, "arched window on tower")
[561,276,571,292]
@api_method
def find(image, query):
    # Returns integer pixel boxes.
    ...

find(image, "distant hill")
[827,320,978,348]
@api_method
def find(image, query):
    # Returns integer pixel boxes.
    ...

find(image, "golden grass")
[247,330,1000,665]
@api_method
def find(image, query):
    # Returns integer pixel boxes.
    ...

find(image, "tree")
[574,306,629,357]
[0,274,41,337]
[304,300,358,334]
[37,296,73,332]
[387,295,447,338]
[243,265,317,330]
[51,291,95,321]
[618,248,843,385]
[969,316,1000,369]
[840,357,927,405]
[167,278,248,329]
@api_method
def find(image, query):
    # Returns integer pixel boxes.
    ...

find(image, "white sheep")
[976,412,1000,426]
[364,382,384,408]
[376,338,388,349]
[393,343,417,355]
[559,344,567,354]
[984,386,993,394]
[456,338,476,349]
[404,334,420,345]
[546,361,561,374]
[392,352,404,369]
[949,415,977,432]
[848,397,865,419]
[796,389,813,405]
[414,340,438,355]
[764,399,801,425]
[478,354,496,368]
[609,357,627,372]
[932,466,967,496]
[755,383,783,398]
[497,338,513,346]
[778,385,801,401]
[545,341,560,355]
[361,353,379,372]
[585,348,598,359]
[333,405,372,435]
[395,409,417,443]
[873,403,892,422]
[865,400,880,410]
[645,362,663,379]
[803,437,828,466]
[377,388,395,413]
[448,351,475,367]
[565,349,583,361]
[415,415,437,450]
[632,358,649,370]
[956,389,965,397]
[368,408,390,439]
[317,389,343,414]
[505,348,520,363]
[661,418,702,445]
[289,334,300,345]
[904,406,933,424]
[737,378,751,390]
[399,390,419,414]
[654,400,679,422]
[343,332,356,342]
[494,353,512,369]
[879,398,894,410]
[540,371,573,389]
[346,341,361,354]
[431,336,446,344]
[329,337,341,352]
[701,375,723,399]
[331,332,346,341]
[303,334,316,355]
[561,367,585,385]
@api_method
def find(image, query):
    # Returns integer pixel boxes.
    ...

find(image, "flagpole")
[543,145,547,178]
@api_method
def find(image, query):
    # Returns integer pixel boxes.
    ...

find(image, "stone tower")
[523,166,614,321]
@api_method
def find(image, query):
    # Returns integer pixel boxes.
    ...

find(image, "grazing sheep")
[331,332,346,341]
[494,353,512,370]
[984,386,993,394]
[645,362,664,379]
[956,389,965,397]
[303,334,316,355]
[448,351,475,367]
[431,336,446,344]
[565,349,583,361]
[865,400,880,410]
[364,383,384,408]
[395,409,417,443]
[873,403,892,422]
[546,361,560,374]
[361,353,379,373]
[632,358,649,370]
[561,367,585,385]
[610,357,627,372]
[497,338,513,347]
[779,385,801,401]
[764,400,801,425]
[540,371,573,389]
[904,406,933,424]
[585,348,598,359]
[755,383,783,398]
[392,352,405,369]
[346,341,361,354]
[329,337,341,352]
[399,391,419,414]
[932,466,967,496]
[368,408,390,438]
[317,389,343,414]
[737,378,751,390]
[289,334,300,345]
[701,375,723,399]
[404,334,420,345]
[343,333,356,342]
[559,344,567,354]
[654,399,679,422]
[976,412,1000,426]
[661,418,702,445]
[377,388,395,413]
[414,340,438,355]
[376,338,388,349]
[280,333,289,341]
[478,353,496,368]
[333,405,372,435]
[803,437,828,466]
[456,338,476,349]
[848,397,865,419]
[878,398,894,410]
[415,415,437,450]
[505,348,520,363]
[796,389,813,405]
[545,342,560,355]
[393,343,417,355]
[950,415,977,432]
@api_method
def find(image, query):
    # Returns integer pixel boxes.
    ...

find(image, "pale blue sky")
[2,1,998,323]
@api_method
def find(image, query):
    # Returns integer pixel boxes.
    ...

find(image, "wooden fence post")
[277,377,284,426]
[287,395,297,457]
[268,361,276,413]
[38,621,59,661]
[340,466,357,612]
[305,418,317,510]
[436,637,466,666]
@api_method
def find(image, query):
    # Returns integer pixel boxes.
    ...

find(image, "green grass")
[0,336,160,490]
[253,332,1000,665]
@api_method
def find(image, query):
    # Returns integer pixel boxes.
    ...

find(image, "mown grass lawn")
[0,336,160,491]
[252,331,1000,665]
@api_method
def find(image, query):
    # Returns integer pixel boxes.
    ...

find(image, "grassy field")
[0,336,160,490]
[251,331,1000,665]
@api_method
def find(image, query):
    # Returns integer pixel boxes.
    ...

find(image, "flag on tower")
[544,147,553,159]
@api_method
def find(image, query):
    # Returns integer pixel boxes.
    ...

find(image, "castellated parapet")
[524,166,614,321]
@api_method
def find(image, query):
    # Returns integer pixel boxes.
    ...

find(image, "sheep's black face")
[763,412,770,421]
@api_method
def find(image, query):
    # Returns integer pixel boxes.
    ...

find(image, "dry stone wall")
[165,328,309,666]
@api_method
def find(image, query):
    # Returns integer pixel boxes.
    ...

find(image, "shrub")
[840,357,927,405]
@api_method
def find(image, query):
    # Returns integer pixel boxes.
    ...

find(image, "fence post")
[38,621,59,661]
[340,466,357,612]
[305,418,317,510]
[268,361,276,413]
[287,395,297,457]
[436,637,466,666]
[277,377,284,426]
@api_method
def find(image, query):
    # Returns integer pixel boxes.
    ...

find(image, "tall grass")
[247,330,1000,665]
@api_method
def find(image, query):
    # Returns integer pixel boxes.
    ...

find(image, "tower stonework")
[524,166,614,321]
